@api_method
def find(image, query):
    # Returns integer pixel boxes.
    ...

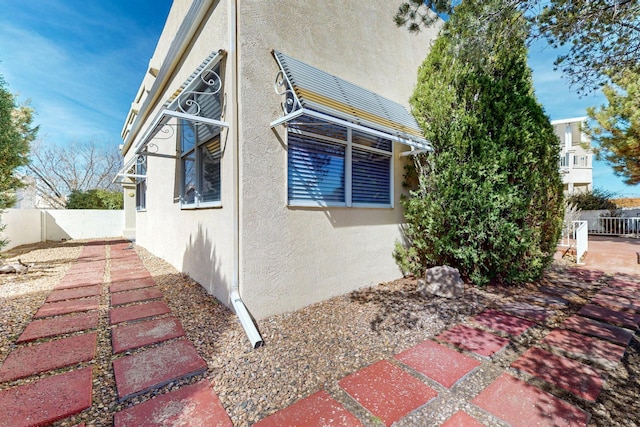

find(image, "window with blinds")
[179,120,221,208]
[287,115,392,207]
[135,157,147,210]
[177,62,223,208]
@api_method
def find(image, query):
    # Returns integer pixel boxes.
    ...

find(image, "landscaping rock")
[418,266,464,299]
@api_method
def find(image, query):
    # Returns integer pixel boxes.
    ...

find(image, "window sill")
[180,201,223,210]
[287,201,393,209]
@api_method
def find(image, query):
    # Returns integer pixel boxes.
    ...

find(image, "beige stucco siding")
[130,1,236,305]
[124,0,440,319]
[236,0,440,318]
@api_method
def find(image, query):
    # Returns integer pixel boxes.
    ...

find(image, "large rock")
[418,265,464,299]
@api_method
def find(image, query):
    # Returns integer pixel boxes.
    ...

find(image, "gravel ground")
[1,240,639,427]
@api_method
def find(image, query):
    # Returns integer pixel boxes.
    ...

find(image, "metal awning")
[116,50,229,183]
[270,50,431,151]
[128,50,229,158]
[113,154,146,185]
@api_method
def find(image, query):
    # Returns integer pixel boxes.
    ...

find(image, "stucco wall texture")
[126,0,440,319]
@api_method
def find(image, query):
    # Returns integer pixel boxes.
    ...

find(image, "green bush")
[66,189,123,210]
[395,0,564,286]
[566,189,617,211]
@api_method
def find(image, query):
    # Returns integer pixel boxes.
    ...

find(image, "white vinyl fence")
[573,220,588,264]
[0,209,125,250]
[580,209,640,238]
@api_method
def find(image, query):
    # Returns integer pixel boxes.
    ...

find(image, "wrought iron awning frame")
[116,50,229,183]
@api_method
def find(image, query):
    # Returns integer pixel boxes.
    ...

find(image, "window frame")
[179,119,222,209]
[135,156,147,211]
[286,118,394,209]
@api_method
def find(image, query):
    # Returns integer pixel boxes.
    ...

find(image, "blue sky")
[0,1,637,197]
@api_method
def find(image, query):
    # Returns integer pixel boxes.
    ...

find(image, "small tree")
[26,139,121,208]
[585,70,640,185]
[395,0,640,94]
[566,188,617,211]
[0,75,38,250]
[395,0,564,286]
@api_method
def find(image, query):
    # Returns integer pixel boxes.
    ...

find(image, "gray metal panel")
[274,51,424,139]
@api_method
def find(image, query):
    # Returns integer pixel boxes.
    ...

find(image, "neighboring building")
[551,117,593,194]
[117,0,440,345]
[14,176,37,209]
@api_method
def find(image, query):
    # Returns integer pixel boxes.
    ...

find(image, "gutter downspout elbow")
[230,289,263,348]
[230,0,263,349]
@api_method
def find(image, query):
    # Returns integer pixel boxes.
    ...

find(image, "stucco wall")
[130,1,236,305]
[125,0,440,319]
[237,0,441,318]
[1,209,42,250]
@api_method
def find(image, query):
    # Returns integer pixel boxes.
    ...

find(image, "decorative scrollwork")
[177,68,222,115]
[274,70,287,95]
[274,70,299,115]
[146,143,160,154]
[200,69,222,93]
[136,155,146,165]
[156,124,175,140]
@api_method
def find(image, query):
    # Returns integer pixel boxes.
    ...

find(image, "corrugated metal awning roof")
[272,50,430,149]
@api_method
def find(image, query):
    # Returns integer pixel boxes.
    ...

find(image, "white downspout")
[229,0,263,349]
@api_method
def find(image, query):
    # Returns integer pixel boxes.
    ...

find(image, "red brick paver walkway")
[1,236,638,426]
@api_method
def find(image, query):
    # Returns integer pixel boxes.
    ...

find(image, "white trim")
[132,109,229,156]
[550,116,588,125]
[271,108,432,151]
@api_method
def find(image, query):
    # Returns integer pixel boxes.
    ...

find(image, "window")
[287,115,393,207]
[178,62,223,208]
[179,120,221,207]
[135,156,147,210]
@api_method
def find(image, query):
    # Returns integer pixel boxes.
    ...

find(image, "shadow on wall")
[44,212,72,241]
[182,223,231,306]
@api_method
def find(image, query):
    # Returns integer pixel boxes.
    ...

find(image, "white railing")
[573,220,588,264]
[585,216,640,237]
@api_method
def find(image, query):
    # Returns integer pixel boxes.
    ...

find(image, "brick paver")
[441,411,485,427]
[578,303,640,330]
[34,296,100,319]
[111,271,153,283]
[46,284,102,303]
[112,339,208,400]
[538,285,581,302]
[395,340,480,388]
[567,268,604,282]
[520,293,570,309]
[110,300,171,325]
[542,329,626,367]
[0,332,97,382]
[339,360,437,427]
[0,367,93,427]
[114,380,233,427]
[472,309,535,337]
[562,315,634,346]
[17,312,99,343]
[253,390,363,427]
[498,301,555,323]
[111,287,164,306]
[437,324,510,358]
[511,347,604,401]
[472,373,590,426]
[112,316,186,354]
[110,277,156,293]
[592,291,640,313]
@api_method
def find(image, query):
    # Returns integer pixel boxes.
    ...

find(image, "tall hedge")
[395,0,564,286]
